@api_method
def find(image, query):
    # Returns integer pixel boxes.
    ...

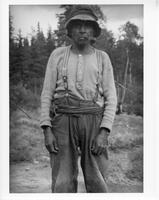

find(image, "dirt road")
[10,160,143,193]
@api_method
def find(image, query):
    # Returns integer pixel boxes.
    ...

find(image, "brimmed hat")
[65,5,101,38]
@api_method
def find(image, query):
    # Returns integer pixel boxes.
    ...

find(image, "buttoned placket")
[76,54,84,90]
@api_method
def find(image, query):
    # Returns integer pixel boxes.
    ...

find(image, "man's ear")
[66,28,72,39]
[90,37,96,44]
[65,29,68,36]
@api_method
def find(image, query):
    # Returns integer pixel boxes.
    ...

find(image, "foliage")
[10,84,40,113]
[112,22,143,115]
[9,5,143,116]
[10,109,44,163]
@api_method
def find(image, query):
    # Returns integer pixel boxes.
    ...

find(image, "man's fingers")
[105,139,109,146]
[91,140,97,154]
[92,144,108,156]
[91,140,95,150]
[45,144,53,153]
[91,142,98,155]
[96,146,103,156]
[53,141,59,152]
[103,147,109,159]
[46,144,58,154]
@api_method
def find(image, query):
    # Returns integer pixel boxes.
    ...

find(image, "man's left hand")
[91,128,109,156]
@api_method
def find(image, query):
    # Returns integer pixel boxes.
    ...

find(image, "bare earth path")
[10,160,143,193]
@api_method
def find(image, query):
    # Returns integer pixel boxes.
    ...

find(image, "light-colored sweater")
[40,46,117,131]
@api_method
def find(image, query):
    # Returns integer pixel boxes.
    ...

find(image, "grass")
[109,114,143,151]
[10,109,47,163]
[107,114,143,183]
[126,147,143,181]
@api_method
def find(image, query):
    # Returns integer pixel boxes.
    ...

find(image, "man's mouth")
[78,37,87,40]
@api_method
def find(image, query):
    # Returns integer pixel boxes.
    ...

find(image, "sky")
[10,5,143,40]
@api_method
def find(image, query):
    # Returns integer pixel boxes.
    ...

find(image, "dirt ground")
[10,157,143,193]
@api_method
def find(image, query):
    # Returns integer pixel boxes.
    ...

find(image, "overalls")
[50,46,109,193]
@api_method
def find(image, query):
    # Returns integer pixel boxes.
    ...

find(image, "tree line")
[9,5,143,116]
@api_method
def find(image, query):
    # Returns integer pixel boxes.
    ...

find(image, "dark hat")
[65,5,101,38]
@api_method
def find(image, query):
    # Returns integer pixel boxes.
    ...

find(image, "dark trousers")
[50,96,109,193]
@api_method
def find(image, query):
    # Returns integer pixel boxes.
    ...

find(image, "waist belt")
[55,105,104,115]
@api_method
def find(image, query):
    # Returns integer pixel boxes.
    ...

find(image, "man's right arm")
[40,51,57,128]
[40,50,59,153]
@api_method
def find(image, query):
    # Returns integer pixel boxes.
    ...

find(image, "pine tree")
[46,26,56,56]
[29,22,48,94]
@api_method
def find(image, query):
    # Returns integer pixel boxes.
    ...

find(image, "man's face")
[70,20,95,46]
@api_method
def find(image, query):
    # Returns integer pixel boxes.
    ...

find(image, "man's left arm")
[100,52,117,132]
[91,52,117,156]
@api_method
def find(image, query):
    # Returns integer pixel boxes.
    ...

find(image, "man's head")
[65,5,101,45]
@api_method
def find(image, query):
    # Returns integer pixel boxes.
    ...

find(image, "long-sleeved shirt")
[40,45,117,131]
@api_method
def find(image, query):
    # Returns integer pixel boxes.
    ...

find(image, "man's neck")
[71,43,94,55]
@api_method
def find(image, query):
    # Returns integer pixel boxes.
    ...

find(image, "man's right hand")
[43,126,59,154]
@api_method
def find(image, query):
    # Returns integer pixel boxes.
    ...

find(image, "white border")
[0,0,159,200]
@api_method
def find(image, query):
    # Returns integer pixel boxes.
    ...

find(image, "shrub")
[10,109,45,163]
[10,83,40,114]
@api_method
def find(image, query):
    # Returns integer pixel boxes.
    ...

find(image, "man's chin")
[77,40,89,47]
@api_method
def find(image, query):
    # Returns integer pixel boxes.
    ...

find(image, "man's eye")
[76,25,81,28]
[85,22,93,28]
[75,23,83,28]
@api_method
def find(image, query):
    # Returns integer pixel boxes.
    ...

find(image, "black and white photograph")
[9,4,143,193]
[0,0,159,199]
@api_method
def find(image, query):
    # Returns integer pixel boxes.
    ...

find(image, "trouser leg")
[79,114,109,193]
[50,114,79,193]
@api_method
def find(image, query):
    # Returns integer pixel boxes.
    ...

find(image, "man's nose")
[79,24,86,33]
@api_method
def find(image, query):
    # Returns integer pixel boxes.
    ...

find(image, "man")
[40,5,117,193]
